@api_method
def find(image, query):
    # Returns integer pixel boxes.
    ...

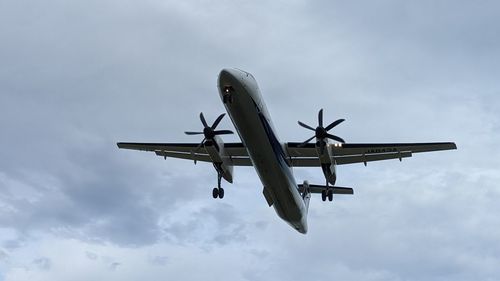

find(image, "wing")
[116,142,253,166]
[118,141,456,167]
[286,142,457,166]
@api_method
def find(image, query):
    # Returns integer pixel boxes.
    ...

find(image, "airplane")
[117,68,457,234]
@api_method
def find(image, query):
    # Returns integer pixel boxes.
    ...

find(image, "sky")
[1,0,500,280]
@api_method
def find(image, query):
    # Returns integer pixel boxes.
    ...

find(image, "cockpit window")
[235,68,255,79]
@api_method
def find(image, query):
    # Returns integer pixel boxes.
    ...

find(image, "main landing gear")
[212,172,224,199]
[321,181,333,202]
[321,189,333,202]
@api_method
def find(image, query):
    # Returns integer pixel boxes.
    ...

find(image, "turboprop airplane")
[117,68,457,234]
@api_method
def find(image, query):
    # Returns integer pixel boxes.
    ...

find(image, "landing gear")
[212,187,224,199]
[212,172,224,199]
[321,189,333,202]
[222,86,233,104]
[223,94,233,104]
[322,180,333,202]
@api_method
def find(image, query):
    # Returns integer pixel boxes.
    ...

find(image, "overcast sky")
[1,0,500,280]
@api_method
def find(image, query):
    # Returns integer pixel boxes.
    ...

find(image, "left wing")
[116,142,253,166]
[286,142,457,166]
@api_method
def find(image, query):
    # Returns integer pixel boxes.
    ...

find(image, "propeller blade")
[194,138,205,152]
[298,121,315,131]
[211,113,226,129]
[185,131,204,135]
[191,138,205,164]
[199,112,208,128]
[213,130,234,135]
[326,133,345,143]
[298,136,315,147]
[318,109,323,127]
[325,119,345,131]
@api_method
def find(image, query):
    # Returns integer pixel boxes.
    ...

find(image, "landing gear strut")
[222,86,233,104]
[212,172,224,199]
[321,190,333,201]
[222,94,233,104]
[321,180,333,202]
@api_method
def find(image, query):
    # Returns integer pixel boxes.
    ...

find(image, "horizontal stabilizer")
[298,184,354,195]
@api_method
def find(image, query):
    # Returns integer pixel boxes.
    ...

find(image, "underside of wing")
[334,142,457,156]
[286,142,456,166]
[117,142,252,166]
[118,141,456,167]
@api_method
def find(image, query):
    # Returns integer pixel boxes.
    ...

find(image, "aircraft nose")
[218,69,239,103]
[218,68,242,97]
[218,68,239,85]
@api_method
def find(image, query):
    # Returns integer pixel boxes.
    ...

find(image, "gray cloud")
[85,251,98,260]
[32,257,51,271]
[1,0,499,280]
[162,202,248,247]
[109,262,121,271]
[148,255,168,266]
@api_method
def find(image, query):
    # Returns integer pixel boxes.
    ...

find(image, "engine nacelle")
[321,163,337,185]
[315,139,337,185]
[204,136,234,183]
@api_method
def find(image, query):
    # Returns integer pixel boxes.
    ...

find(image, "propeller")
[185,112,234,163]
[298,109,345,154]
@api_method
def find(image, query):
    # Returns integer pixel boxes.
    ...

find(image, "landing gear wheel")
[321,190,327,202]
[214,172,224,199]
[328,190,333,201]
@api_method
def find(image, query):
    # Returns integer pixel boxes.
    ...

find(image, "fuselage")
[217,68,308,233]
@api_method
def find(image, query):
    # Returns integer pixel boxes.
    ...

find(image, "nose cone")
[218,68,240,86]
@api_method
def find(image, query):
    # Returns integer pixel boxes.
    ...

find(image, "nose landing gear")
[212,172,224,199]
[222,86,233,104]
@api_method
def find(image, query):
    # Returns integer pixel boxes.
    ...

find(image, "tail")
[298,183,354,195]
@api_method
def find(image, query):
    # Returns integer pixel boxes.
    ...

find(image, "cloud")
[85,251,98,260]
[1,0,500,280]
[32,258,51,271]
[108,262,121,271]
[148,255,168,266]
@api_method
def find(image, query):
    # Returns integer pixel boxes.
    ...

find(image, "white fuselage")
[218,68,308,233]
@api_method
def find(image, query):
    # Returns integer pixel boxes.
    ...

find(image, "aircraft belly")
[223,87,305,224]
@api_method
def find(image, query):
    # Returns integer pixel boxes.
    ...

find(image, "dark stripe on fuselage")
[257,113,291,169]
